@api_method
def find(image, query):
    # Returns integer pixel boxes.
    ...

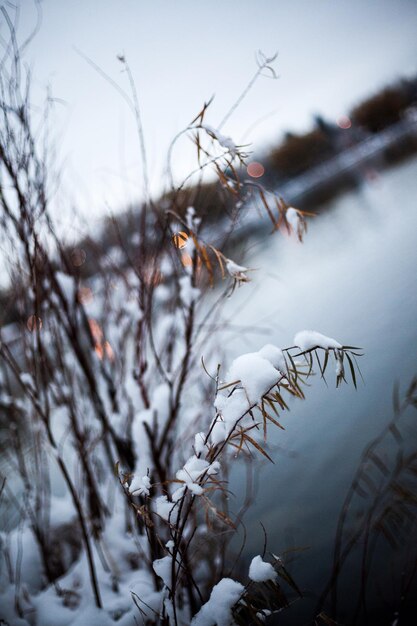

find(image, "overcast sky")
[9,0,417,222]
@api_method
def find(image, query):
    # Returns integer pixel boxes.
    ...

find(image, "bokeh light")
[247,162,265,178]
[88,319,103,344]
[336,115,352,129]
[103,341,115,361]
[77,286,93,304]
[27,315,42,332]
[181,253,193,267]
[180,253,202,270]
[71,248,86,267]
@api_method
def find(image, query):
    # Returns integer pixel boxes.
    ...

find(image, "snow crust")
[0,512,164,625]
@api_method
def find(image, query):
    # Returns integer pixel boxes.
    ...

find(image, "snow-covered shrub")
[0,15,362,626]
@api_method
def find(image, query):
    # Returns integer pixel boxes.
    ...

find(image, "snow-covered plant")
[0,12,362,626]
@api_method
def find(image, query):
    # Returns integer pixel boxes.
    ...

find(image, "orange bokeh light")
[180,253,202,270]
[181,253,193,267]
[88,319,103,344]
[78,287,93,304]
[89,319,114,362]
[95,341,115,362]
[336,115,352,130]
[104,341,115,362]
[27,315,42,332]
[143,267,163,286]
[70,248,86,267]
[247,162,265,178]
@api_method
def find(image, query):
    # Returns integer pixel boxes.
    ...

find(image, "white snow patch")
[155,495,178,524]
[151,383,171,428]
[70,606,114,626]
[248,555,277,582]
[129,474,151,496]
[256,609,272,622]
[191,577,244,626]
[211,344,288,445]
[176,455,220,495]
[202,125,237,157]
[132,384,171,477]
[194,431,207,455]
[285,207,305,240]
[153,555,172,589]
[19,372,35,389]
[294,330,342,351]
[225,259,248,281]
[55,271,76,302]
[257,344,287,375]
[186,206,201,230]
[179,275,200,308]
[211,388,254,445]
[227,352,280,404]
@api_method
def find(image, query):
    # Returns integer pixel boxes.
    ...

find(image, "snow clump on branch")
[285,207,306,241]
[176,455,220,496]
[129,474,151,496]
[210,344,288,445]
[249,555,277,582]
[294,330,342,351]
[191,578,244,626]
[225,258,249,282]
[201,125,238,157]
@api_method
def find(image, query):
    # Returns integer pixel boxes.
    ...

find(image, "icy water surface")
[223,157,417,624]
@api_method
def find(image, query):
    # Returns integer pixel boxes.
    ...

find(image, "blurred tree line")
[2,76,417,327]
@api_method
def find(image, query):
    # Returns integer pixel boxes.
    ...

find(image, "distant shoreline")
[231,116,417,242]
[279,116,417,207]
